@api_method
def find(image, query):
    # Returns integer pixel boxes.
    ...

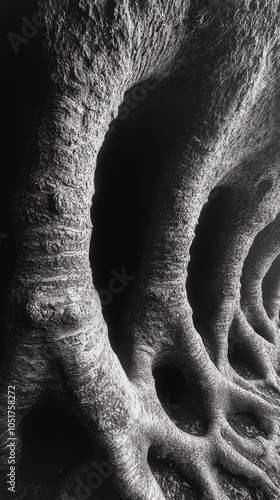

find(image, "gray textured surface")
[0,1,280,499]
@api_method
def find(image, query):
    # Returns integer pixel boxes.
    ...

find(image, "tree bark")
[1,1,280,499]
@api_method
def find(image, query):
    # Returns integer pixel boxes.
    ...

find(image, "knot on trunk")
[25,293,82,328]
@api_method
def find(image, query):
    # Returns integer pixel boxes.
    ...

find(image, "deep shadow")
[19,396,94,488]
[90,74,199,354]
[153,364,208,436]
[19,395,123,499]
[0,0,49,364]
[187,186,231,342]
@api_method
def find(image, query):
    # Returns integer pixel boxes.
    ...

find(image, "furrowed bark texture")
[0,1,280,499]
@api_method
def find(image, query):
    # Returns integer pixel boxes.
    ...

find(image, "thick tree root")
[1,1,280,499]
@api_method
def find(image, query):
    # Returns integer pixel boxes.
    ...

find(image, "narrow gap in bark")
[152,365,208,435]
[215,465,266,500]
[90,78,181,355]
[249,0,258,12]
[262,254,280,319]
[186,186,229,344]
[241,217,279,342]
[228,412,268,439]
[148,452,199,500]
[105,0,117,23]
[228,341,263,380]
[255,179,274,199]
[90,112,156,354]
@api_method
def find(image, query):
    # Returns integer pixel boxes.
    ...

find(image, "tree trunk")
[1,1,280,499]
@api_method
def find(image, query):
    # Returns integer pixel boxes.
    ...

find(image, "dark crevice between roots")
[228,413,267,439]
[91,81,166,356]
[228,340,263,381]
[17,395,121,499]
[104,0,117,23]
[240,215,279,343]
[255,179,274,200]
[148,452,199,500]
[262,254,280,321]
[186,185,231,348]
[18,396,94,494]
[91,74,199,357]
[216,466,268,500]
[187,185,229,335]
[153,365,208,436]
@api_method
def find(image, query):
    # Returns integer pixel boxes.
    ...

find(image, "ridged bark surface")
[0,1,280,499]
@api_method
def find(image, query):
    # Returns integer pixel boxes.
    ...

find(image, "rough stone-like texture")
[0,1,280,499]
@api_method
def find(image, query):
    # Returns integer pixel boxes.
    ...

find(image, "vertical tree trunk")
[1,1,280,499]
